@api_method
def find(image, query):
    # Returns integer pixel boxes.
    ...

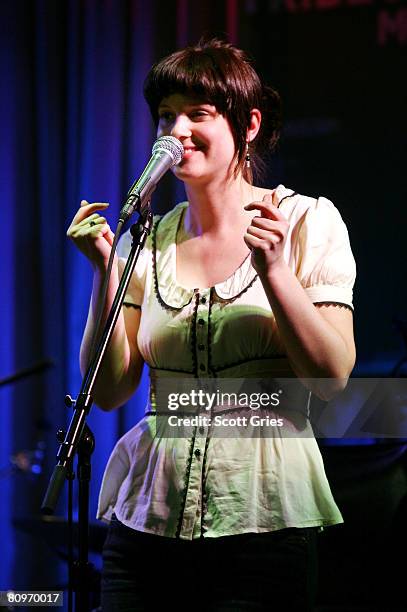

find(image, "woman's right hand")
[67,200,115,270]
[70,200,144,409]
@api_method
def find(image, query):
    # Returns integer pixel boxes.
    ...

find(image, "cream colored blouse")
[97,184,356,540]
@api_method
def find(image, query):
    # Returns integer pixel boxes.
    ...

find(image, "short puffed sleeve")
[117,228,151,307]
[293,196,356,309]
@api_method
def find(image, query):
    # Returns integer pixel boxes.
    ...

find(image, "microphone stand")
[41,206,153,612]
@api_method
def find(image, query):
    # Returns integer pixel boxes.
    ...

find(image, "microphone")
[119,136,184,222]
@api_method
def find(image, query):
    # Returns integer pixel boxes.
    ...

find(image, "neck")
[184,174,256,237]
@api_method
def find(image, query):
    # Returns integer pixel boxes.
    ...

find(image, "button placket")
[178,289,212,538]
[179,435,207,538]
[195,289,210,377]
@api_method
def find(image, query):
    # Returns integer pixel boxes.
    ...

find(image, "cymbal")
[13,515,108,554]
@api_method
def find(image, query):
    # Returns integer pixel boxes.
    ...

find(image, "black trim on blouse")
[315,302,353,311]
[152,214,195,312]
[207,287,215,377]
[214,270,259,304]
[278,191,298,208]
[175,427,198,539]
[200,432,211,538]
[190,290,200,378]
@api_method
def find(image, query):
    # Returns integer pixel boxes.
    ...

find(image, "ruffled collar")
[152,185,295,310]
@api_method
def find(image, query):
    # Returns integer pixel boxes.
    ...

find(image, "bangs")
[144,48,239,123]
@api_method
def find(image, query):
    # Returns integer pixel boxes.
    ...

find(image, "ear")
[246,108,261,143]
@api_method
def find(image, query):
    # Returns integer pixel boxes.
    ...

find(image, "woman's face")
[157,93,238,185]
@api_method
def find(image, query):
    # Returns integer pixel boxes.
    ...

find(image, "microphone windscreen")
[152,136,184,165]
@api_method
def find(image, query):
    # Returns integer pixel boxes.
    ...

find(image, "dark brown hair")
[143,38,282,182]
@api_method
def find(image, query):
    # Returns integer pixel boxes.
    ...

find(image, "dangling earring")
[245,142,251,169]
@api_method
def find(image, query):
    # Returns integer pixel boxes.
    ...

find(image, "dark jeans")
[101,516,318,611]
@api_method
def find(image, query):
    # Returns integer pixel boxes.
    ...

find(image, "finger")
[250,216,281,231]
[84,218,108,234]
[244,234,265,250]
[97,223,114,246]
[102,226,114,247]
[76,214,106,229]
[248,221,286,243]
[261,192,280,207]
[244,201,284,221]
[80,226,109,243]
[80,199,109,209]
[246,226,279,242]
[68,217,106,238]
[68,216,108,239]
[72,202,110,225]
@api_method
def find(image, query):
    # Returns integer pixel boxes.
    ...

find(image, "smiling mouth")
[179,148,200,161]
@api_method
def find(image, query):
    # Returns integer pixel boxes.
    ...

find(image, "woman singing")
[68,38,356,611]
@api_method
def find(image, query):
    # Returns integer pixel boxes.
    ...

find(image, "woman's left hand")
[243,193,289,275]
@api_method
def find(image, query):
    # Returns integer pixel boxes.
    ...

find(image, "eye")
[190,110,209,120]
[158,111,175,125]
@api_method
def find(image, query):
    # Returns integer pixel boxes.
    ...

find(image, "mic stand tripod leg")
[72,425,95,612]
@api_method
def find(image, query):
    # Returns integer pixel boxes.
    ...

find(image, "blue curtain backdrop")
[1,0,406,602]
[0,0,159,590]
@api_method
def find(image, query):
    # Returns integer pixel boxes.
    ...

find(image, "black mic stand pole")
[41,206,153,612]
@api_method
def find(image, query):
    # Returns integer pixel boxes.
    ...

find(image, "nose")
[169,115,192,140]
